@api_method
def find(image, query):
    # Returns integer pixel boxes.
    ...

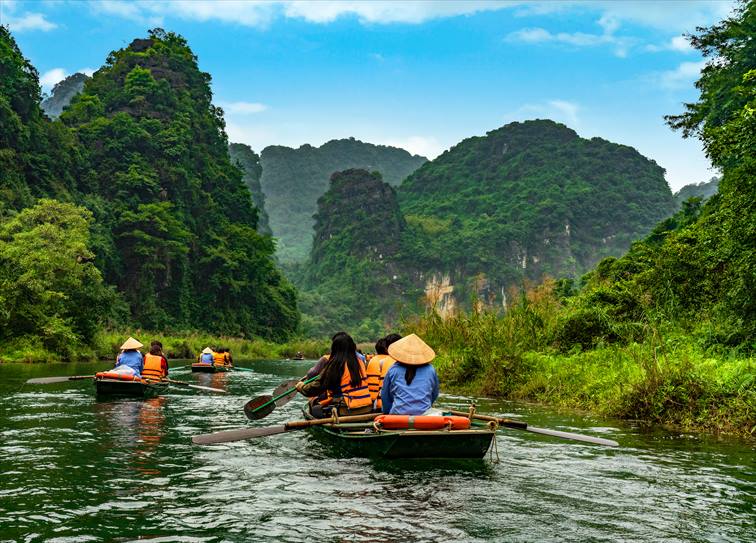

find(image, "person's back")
[116,350,143,375]
[212,350,225,366]
[380,334,439,415]
[381,363,439,415]
[367,354,395,408]
[143,342,168,380]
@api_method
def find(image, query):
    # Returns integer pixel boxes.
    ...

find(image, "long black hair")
[322,332,362,391]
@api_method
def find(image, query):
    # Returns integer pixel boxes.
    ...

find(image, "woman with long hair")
[381,334,439,415]
[297,332,372,418]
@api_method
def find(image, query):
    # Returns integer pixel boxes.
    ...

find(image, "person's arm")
[431,367,440,404]
[162,356,169,377]
[305,356,327,378]
[381,369,394,414]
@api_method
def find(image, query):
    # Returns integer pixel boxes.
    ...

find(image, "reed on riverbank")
[408,282,755,437]
[0,331,328,363]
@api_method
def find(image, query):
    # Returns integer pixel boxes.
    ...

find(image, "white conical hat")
[202,347,213,354]
[387,333,435,365]
[120,337,143,350]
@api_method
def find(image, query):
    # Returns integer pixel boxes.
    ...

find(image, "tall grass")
[407,281,755,437]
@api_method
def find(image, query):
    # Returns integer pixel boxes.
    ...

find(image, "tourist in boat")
[381,333,439,415]
[222,348,233,366]
[367,333,401,411]
[198,347,214,364]
[142,341,169,381]
[113,337,144,376]
[212,348,226,367]
[297,332,372,418]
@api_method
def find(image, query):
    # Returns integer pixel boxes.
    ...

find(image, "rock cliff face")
[41,72,89,118]
[260,138,426,263]
[228,143,271,234]
[674,176,719,208]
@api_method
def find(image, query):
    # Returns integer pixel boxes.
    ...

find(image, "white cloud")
[645,35,694,54]
[657,60,707,89]
[506,24,633,57]
[504,99,582,128]
[380,136,445,159]
[222,101,269,115]
[2,8,57,32]
[39,68,68,90]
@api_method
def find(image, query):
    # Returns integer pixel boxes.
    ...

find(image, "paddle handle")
[251,375,320,415]
[450,410,527,429]
[285,412,380,429]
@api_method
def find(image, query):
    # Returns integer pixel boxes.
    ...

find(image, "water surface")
[1,360,753,542]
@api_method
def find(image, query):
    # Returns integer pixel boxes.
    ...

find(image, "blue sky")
[2,1,736,190]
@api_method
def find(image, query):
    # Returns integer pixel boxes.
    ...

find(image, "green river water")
[1,360,753,542]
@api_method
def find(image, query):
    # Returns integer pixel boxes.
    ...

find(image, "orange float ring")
[95,372,140,382]
[375,415,471,430]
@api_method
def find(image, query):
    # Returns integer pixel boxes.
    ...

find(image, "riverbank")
[0,331,328,364]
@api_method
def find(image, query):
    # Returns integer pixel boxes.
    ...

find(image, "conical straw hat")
[202,347,213,354]
[387,333,435,365]
[120,337,143,350]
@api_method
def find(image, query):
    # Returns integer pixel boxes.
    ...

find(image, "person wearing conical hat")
[381,334,439,415]
[198,347,214,365]
[113,336,144,376]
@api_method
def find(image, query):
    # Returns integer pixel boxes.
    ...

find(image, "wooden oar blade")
[26,375,93,384]
[193,425,286,445]
[244,395,276,420]
[525,426,619,447]
[272,379,300,406]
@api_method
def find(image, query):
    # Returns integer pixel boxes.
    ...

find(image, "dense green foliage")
[0,28,299,358]
[399,120,677,306]
[674,176,719,207]
[298,169,416,339]
[0,200,118,358]
[409,4,755,435]
[59,30,298,339]
[260,138,426,263]
[0,27,80,212]
[41,72,89,119]
[228,143,271,234]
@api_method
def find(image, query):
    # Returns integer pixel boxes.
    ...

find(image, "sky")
[1,0,736,190]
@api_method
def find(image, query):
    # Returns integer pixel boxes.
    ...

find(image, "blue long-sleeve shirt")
[381,363,439,415]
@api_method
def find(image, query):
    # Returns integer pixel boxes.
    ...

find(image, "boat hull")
[191,364,232,373]
[303,408,495,459]
[94,378,167,398]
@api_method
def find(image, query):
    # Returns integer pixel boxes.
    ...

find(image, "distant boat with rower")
[192,346,234,373]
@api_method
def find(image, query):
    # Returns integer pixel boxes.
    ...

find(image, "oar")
[26,375,95,384]
[243,375,319,420]
[193,413,380,445]
[231,366,254,372]
[159,378,227,394]
[450,410,619,447]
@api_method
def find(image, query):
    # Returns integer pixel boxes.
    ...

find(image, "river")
[0,360,753,542]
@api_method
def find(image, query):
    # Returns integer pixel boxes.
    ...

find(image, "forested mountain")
[299,169,414,338]
[260,138,426,263]
[228,143,271,234]
[0,27,80,212]
[398,120,677,310]
[674,176,719,207]
[41,72,88,118]
[0,27,299,349]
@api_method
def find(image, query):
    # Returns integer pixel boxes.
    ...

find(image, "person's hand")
[295,381,305,392]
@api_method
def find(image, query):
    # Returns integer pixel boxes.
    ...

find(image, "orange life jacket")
[213,352,226,366]
[366,354,395,409]
[142,353,165,380]
[319,363,372,410]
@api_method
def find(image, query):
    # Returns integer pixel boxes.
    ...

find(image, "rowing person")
[198,347,214,364]
[212,347,226,367]
[296,332,372,418]
[381,334,439,415]
[112,336,144,377]
[142,340,169,381]
[367,333,401,412]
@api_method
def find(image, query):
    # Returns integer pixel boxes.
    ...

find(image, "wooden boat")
[93,377,168,398]
[302,407,496,459]
[191,363,232,373]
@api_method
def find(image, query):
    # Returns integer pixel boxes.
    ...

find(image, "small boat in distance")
[191,363,232,373]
